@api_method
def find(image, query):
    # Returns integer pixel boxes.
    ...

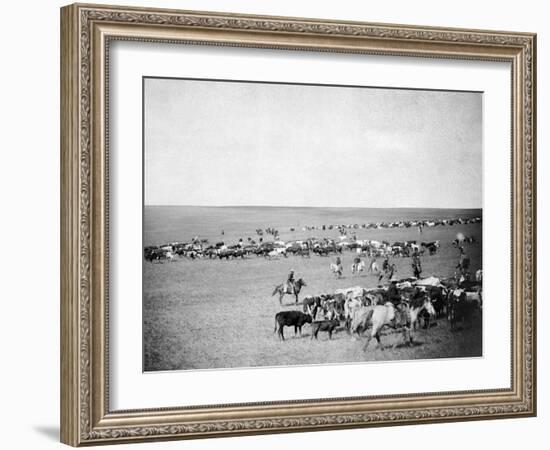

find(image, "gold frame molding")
[60,3,536,446]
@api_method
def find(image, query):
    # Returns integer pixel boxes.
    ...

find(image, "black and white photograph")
[143,77,483,372]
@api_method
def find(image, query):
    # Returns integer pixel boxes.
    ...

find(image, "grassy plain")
[143,206,482,371]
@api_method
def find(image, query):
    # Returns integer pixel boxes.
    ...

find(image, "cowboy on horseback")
[335,256,343,273]
[412,250,422,278]
[285,270,295,295]
[386,280,401,306]
[273,273,306,305]
[456,246,471,276]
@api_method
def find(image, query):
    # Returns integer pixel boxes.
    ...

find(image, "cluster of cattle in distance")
[144,216,480,263]
[144,237,447,262]
[300,216,482,233]
[273,276,482,346]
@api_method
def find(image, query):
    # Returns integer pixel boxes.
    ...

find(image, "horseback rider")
[456,246,471,276]
[388,263,397,280]
[386,280,401,306]
[369,256,377,273]
[382,256,390,272]
[378,256,392,282]
[286,270,295,294]
[412,250,422,278]
[385,280,408,328]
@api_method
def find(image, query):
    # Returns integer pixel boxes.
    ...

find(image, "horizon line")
[144,204,483,210]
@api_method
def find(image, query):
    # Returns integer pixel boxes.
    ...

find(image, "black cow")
[313,247,330,257]
[447,290,477,330]
[311,319,340,340]
[144,249,165,263]
[421,241,439,255]
[273,311,312,340]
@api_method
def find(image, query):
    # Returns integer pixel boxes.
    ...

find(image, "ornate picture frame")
[60,3,536,446]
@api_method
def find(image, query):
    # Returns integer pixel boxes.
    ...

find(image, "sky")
[144,78,482,208]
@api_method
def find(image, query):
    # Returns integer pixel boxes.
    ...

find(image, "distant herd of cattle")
[299,216,481,233]
[144,215,480,263]
[273,276,482,347]
[144,237,452,262]
[256,216,481,239]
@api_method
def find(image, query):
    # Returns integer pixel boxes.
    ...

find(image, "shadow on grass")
[392,340,425,349]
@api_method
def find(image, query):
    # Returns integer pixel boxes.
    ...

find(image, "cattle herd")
[143,213,482,354]
[143,215,481,263]
[299,216,481,233]
[273,275,482,350]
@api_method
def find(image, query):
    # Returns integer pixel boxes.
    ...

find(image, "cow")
[447,289,477,330]
[417,286,447,328]
[144,250,159,263]
[302,295,323,319]
[330,293,347,320]
[273,311,312,340]
[311,319,340,340]
[421,241,440,255]
[218,249,235,260]
[335,286,367,303]
[313,247,330,257]
[351,259,366,275]
[144,249,168,263]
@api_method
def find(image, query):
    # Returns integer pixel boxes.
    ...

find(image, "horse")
[271,278,307,305]
[368,260,379,274]
[362,298,436,351]
[351,260,366,275]
[348,306,374,337]
[329,263,343,278]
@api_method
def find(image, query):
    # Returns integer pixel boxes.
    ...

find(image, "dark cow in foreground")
[447,289,477,330]
[311,319,340,340]
[274,311,312,340]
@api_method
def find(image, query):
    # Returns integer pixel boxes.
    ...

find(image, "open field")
[143,206,482,372]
